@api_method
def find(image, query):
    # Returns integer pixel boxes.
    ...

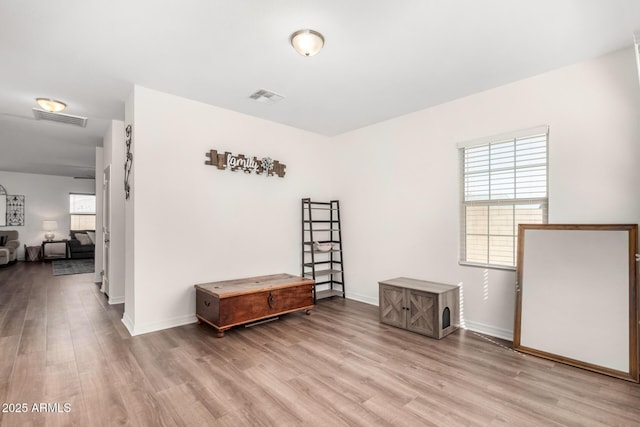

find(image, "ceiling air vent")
[249,89,284,105]
[32,108,88,127]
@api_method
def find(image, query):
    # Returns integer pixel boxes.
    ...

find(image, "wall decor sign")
[205,149,286,178]
[6,195,25,226]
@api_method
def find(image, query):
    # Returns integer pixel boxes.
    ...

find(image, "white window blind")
[70,193,96,231]
[459,126,548,269]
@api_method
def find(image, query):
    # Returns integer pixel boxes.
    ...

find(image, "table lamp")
[42,220,58,241]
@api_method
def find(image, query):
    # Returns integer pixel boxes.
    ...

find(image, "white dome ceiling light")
[35,98,66,112]
[290,29,324,57]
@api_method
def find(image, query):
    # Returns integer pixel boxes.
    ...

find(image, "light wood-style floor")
[1,262,639,426]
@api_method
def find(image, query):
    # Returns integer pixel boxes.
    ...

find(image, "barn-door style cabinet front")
[379,277,459,339]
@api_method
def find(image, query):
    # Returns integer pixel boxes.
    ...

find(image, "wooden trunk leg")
[216,330,225,338]
[305,309,312,315]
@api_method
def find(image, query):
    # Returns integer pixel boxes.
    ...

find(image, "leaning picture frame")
[514,224,639,382]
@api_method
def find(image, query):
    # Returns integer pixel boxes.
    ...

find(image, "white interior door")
[102,165,111,296]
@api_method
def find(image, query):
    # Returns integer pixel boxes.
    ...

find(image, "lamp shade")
[290,29,324,57]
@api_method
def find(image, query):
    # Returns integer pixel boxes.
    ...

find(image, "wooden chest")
[379,277,459,339]
[194,273,314,337]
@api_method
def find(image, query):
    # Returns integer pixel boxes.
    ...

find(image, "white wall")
[331,47,640,340]
[102,120,126,304]
[120,47,640,339]
[124,90,136,330]
[0,171,95,260]
[95,147,104,284]
[123,86,333,335]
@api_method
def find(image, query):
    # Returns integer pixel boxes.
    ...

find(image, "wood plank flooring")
[1,262,639,426]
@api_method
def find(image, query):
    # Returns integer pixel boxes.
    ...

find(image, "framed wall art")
[6,195,25,226]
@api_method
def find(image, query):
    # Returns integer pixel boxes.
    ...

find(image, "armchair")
[0,230,19,266]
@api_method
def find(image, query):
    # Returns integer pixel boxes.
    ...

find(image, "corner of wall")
[123,314,197,337]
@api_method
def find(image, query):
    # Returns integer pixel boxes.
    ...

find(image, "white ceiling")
[1,0,639,178]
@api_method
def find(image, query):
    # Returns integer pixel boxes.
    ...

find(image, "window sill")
[459,261,516,272]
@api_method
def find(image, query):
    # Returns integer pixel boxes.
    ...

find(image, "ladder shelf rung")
[303,201,331,205]
[316,289,345,300]
[305,269,342,276]
[304,261,333,267]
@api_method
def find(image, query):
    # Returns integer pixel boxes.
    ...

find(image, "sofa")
[0,230,20,266]
[68,230,95,259]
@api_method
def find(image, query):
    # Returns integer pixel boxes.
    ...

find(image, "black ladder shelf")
[301,198,345,303]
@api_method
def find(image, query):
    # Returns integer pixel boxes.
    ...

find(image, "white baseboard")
[462,320,513,341]
[345,292,378,306]
[108,296,125,305]
[116,296,511,342]
[121,312,134,336]
[121,313,198,336]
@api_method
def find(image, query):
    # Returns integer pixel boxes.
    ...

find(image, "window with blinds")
[458,126,548,269]
[70,193,96,231]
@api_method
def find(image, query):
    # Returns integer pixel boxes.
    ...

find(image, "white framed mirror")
[514,224,639,382]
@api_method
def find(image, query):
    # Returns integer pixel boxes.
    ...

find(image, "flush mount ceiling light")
[35,98,66,112]
[290,29,324,57]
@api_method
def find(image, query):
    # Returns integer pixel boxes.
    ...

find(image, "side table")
[41,240,69,261]
[24,244,42,262]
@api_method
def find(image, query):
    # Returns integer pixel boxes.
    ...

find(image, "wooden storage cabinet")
[379,277,459,339]
[195,273,314,337]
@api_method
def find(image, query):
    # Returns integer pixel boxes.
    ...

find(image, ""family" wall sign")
[205,150,286,178]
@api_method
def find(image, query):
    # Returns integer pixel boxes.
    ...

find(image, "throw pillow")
[86,231,96,244]
[0,235,6,246]
[76,233,92,245]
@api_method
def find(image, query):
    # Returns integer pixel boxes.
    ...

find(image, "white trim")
[634,33,640,88]
[108,296,125,304]
[122,313,198,336]
[456,125,548,149]
[459,261,516,272]
[345,292,378,306]
[463,320,513,341]
[121,312,134,336]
